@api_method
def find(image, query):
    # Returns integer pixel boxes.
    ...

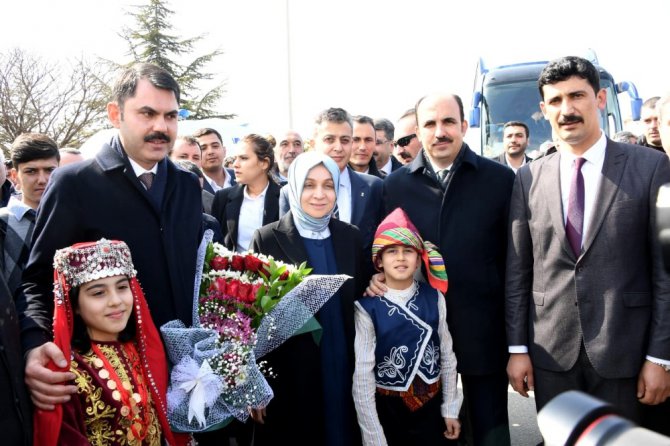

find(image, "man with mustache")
[16,63,203,415]
[506,56,670,435]
[637,96,664,152]
[493,121,533,173]
[272,129,303,182]
[393,108,423,165]
[373,93,515,445]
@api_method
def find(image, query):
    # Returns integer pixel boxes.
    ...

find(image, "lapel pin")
[361,192,365,197]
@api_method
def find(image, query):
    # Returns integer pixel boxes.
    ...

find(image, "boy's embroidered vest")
[357,282,441,391]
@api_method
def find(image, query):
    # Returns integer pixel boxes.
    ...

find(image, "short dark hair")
[193,127,224,144]
[315,107,352,128]
[352,115,375,129]
[374,118,395,141]
[415,94,465,125]
[242,134,275,176]
[69,284,136,354]
[538,56,600,99]
[503,121,529,138]
[111,63,180,109]
[11,133,60,169]
[173,159,203,179]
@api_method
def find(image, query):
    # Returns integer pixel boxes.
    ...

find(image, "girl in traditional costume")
[34,239,188,446]
[353,208,462,445]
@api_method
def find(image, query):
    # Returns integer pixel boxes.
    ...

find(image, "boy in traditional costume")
[353,208,462,445]
[34,239,188,446]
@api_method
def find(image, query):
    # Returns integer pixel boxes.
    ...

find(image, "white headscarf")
[287,152,340,234]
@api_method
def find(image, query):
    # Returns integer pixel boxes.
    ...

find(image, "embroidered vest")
[357,282,441,391]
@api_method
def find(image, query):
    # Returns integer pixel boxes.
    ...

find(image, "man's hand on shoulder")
[507,353,534,398]
[25,342,77,410]
[364,272,386,297]
[637,360,670,405]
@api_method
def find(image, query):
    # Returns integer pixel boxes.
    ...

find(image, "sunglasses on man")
[394,134,416,148]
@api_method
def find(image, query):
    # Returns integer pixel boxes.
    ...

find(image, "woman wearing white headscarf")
[250,152,365,446]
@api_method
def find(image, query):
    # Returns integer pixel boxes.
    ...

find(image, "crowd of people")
[0,55,669,446]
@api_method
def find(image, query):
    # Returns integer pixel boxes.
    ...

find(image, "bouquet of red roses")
[161,232,348,432]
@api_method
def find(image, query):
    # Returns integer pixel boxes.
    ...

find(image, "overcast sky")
[2,0,668,140]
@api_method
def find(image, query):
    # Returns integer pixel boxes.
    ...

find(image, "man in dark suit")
[506,56,670,430]
[492,121,533,173]
[381,93,514,445]
[373,118,402,176]
[280,108,383,253]
[349,115,384,179]
[18,63,203,410]
[194,127,237,193]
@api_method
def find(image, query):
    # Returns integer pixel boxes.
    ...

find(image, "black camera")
[537,391,670,445]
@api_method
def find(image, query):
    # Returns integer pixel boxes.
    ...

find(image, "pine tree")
[118,0,233,119]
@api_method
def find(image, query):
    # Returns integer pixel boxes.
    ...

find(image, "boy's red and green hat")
[372,207,448,293]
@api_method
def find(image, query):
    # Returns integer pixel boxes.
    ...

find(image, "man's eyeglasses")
[394,134,416,148]
[375,139,390,146]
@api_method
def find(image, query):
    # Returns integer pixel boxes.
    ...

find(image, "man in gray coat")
[505,56,670,427]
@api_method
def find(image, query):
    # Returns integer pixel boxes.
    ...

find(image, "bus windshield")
[481,78,617,158]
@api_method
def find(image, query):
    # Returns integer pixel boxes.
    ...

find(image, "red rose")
[214,277,226,294]
[251,283,263,299]
[259,263,270,278]
[227,279,240,298]
[231,255,245,271]
[244,255,263,273]
[238,282,252,303]
[279,270,290,281]
[210,256,229,271]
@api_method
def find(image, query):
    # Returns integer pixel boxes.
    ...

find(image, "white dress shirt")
[380,158,393,176]
[353,282,462,445]
[337,168,352,223]
[203,168,233,192]
[505,154,528,174]
[236,183,269,252]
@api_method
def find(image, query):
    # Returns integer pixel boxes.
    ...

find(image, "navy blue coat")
[383,145,515,375]
[18,137,203,352]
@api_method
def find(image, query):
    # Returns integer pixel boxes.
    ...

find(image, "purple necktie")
[566,157,586,257]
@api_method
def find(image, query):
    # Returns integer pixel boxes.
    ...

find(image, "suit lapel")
[272,213,309,265]
[263,181,280,225]
[581,142,627,256]
[348,168,367,227]
[330,220,354,276]
[226,186,244,246]
[541,153,574,259]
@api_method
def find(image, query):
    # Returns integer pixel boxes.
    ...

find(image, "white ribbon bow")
[173,357,224,427]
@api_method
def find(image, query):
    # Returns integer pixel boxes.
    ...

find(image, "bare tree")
[0,48,110,150]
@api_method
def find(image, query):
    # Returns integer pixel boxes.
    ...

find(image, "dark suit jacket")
[0,272,31,445]
[18,137,202,352]
[384,146,515,375]
[211,180,281,251]
[493,152,532,170]
[390,156,403,173]
[279,166,383,252]
[202,189,214,215]
[506,140,670,378]
[202,168,237,195]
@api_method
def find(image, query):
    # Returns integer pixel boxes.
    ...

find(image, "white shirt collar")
[380,157,393,175]
[128,157,158,177]
[243,182,269,200]
[559,131,607,167]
